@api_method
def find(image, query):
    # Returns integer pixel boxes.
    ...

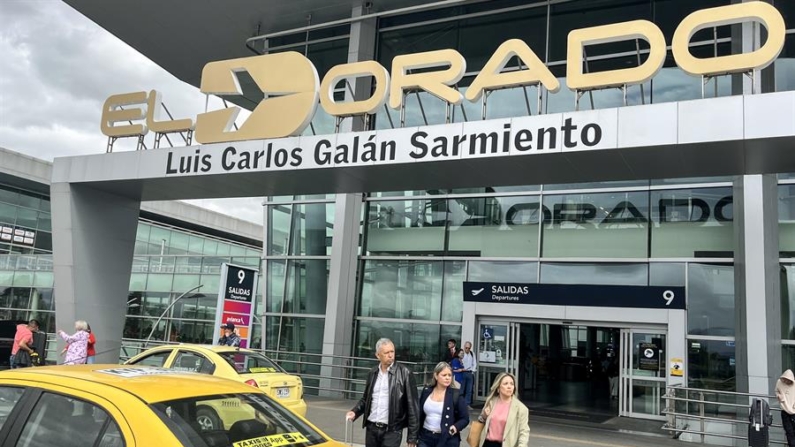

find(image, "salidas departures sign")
[213,263,259,348]
[98,2,784,176]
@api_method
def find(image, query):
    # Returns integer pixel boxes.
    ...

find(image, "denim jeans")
[461,372,474,406]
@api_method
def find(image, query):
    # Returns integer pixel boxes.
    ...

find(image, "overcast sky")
[0,0,264,224]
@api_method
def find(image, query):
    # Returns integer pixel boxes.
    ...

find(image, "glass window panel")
[32,288,53,311]
[281,260,329,315]
[0,272,13,287]
[651,177,732,186]
[172,274,201,292]
[171,294,217,322]
[540,262,648,285]
[355,319,441,363]
[12,272,32,287]
[188,236,204,254]
[0,188,18,206]
[447,196,540,257]
[15,191,39,209]
[467,261,538,283]
[10,288,30,309]
[544,180,648,191]
[131,256,149,273]
[359,260,443,321]
[651,45,733,105]
[36,213,51,232]
[365,199,446,256]
[168,232,189,255]
[267,260,286,313]
[136,223,151,241]
[776,35,795,93]
[32,232,51,252]
[784,347,795,379]
[369,190,450,198]
[216,243,231,256]
[199,274,220,294]
[174,257,203,274]
[201,257,228,275]
[542,191,649,258]
[441,261,465,323]
[203,239,218,255]
[294,204,334,256]
[148,226,171,250]
[32,272,53,288]
[649,262,685,287]
[149,256,175,274]
[0,203,16,226]
[146,274,173,293]
[15,208,37,230]
[651,188,733,258]
[229,245,247,257]
[129,273,147,291]
[688,339,735,391]
[687,263,734,337]
[232,257,260,268]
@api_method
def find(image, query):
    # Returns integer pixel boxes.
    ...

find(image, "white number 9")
[663,290,675,306]
[238,270,245,284]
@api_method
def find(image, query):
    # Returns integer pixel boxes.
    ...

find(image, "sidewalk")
[304,396,686,447]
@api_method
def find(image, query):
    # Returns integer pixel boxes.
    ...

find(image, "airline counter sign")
[100,2,784,146]
[463,282,686,310]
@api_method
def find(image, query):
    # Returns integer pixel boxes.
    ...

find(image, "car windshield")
[217,351,285,375]
[151,393,324,447]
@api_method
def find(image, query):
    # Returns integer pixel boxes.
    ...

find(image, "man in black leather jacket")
[346,338,419,447]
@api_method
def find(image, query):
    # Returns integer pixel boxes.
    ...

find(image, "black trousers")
[365,424,402,447]
[482,440,502,447]
[783,411,795,447]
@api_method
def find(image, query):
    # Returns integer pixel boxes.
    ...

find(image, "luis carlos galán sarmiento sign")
[99,2,785,175]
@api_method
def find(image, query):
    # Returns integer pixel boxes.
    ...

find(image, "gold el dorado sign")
[101,1,785,145]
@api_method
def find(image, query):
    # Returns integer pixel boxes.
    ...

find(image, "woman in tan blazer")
[476,372,529,447]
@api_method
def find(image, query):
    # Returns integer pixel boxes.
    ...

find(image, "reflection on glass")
[649,263,685,287]
[780,185,795,257]
[688,339,735,391]
[651,188,733,258]
[447,196,540,257]
[687,263,734,336]
[781,265,795,339]
[268,203,334,256]
[468,261,538,283]
[542,191,649,258]
[478,324,507,367]
[365,199,447,255]
[359,260,443,321]
[355,319,441,363]
[441,261,465,323]
[541,263,648,286]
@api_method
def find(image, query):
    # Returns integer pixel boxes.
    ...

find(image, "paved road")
[304,396,686,447]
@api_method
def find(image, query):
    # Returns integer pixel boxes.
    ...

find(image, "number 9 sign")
[238,270,245,284]
[663,290,675,306]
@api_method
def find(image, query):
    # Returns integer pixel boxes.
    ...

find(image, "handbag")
[467,420,485,447]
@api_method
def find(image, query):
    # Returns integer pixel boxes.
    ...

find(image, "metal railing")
[664,384,788,445]
[114,340,437,399]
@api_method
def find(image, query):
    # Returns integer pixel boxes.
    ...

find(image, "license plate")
[276,387,289,398]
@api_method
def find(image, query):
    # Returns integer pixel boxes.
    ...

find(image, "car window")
[216,351,285,374]
[15,392,125,447]
[151,393,324,447]
[129,350,171,367]
[172,351,215,375]
[0,387,24,430]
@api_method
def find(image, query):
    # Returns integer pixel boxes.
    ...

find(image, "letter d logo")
[196,52,319,143]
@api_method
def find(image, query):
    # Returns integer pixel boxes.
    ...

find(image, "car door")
[171,350,216,375]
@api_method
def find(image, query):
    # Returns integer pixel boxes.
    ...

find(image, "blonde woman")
[418,362,469,447]
[58,320,90,365]
[476,372,529,447]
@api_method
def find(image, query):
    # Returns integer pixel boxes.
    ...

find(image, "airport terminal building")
[43,0,795,426]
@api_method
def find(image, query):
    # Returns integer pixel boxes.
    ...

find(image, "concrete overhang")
[51,92,795,200]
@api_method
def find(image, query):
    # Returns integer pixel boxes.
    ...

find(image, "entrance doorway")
[475,321,666,421]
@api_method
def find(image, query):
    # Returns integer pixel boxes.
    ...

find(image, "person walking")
[476,372,530,447]
[451,350,465,390]
[58,320,90,365]
[444,339,458,364]
[11,319,39,369]
[217,323,241,347]
[461,341,477,407]
[418,362,469,447]
[777,369,795,446]
[86,324,97,364]
[346,338,419,447]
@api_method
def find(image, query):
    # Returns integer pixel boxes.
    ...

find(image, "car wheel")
[196,406,221,431]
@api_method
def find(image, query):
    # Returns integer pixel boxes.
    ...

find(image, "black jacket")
[418,386,469,444]
[350,362,420,443]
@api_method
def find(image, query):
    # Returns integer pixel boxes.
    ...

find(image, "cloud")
[0,0,262,224]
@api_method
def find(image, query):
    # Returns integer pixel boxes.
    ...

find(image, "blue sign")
[463,282,686,310]
[482,327,494,340]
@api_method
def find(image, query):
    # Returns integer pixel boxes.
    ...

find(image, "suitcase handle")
[344,417,354,446]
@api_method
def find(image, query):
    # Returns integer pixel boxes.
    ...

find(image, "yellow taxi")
[125,344,307,418]
[0,365,340,447]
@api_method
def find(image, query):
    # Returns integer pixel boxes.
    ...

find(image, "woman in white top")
[418,362,469,447]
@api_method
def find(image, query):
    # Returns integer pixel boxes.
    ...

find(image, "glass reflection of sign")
[213,263,259,349]
[638,343,660,371]
[1,226,35,246]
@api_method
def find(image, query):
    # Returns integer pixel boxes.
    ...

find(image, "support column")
[318,4,376,397]
[51,182,140,363]
[734,174,781,396]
